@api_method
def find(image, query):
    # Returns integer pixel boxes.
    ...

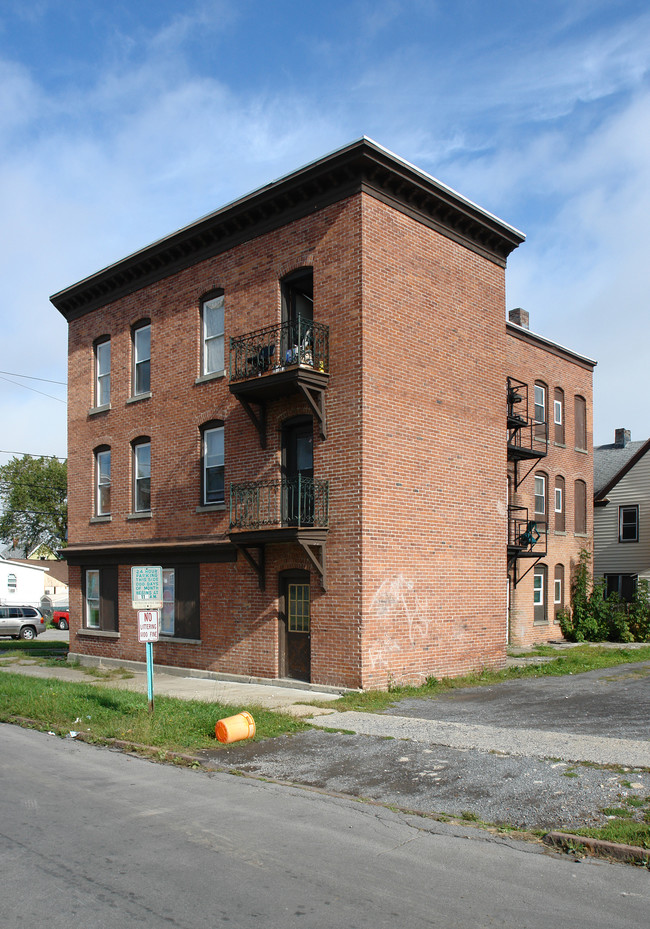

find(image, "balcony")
[508,505,547,586]
[228,477,329,589]
[229,316,330,446]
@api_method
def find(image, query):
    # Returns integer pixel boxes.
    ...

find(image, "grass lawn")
[0,665,308,755]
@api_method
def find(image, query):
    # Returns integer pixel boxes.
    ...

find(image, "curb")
[544,831,650,866]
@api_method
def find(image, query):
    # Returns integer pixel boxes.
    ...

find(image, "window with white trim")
[85,569,100,628]
[202,422,224,505]
[133,439,151,512]
[95,447,111,516]
[534,473,546,516]
[95,337,110,407]
[201,293,225,376]
[619,505,639,542]
[132,322,151,396]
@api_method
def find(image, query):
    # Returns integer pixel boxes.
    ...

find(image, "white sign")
[138,610,159,643]
[131,565,164,609]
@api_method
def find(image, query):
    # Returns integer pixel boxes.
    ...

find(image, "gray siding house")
[594,429,650,599]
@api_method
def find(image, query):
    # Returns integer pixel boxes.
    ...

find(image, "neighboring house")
[0,559,51,608]
[506,309,595,645]
[51,138,595,689]
[593,429,650,600]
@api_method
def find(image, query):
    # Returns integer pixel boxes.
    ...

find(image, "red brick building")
[506,309,595,646]
[52,139,594,689]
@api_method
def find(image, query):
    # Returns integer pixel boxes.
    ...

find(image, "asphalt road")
[2,725,649,929]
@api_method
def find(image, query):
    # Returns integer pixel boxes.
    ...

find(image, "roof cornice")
[51,138,525,321]
[507,321,597,370]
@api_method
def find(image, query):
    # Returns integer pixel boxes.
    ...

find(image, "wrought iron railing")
[508,506,547,553]
[229,315,329,382]
[507,419,548,453]
[230,477,329,530]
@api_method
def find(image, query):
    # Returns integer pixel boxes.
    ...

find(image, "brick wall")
[506,326,594,646]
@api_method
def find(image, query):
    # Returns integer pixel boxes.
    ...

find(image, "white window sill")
[127,392,152,404]
[574,447,588,454]
[196,503,226,513]
[89,403,111,415]
[195,370,226,385]
[127,510,153,520]
[90,515,112,523]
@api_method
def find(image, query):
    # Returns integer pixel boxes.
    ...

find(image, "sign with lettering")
[137,610,159,643]
[131,565,164,609]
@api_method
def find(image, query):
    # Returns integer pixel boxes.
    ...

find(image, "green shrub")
[560,549,650,643]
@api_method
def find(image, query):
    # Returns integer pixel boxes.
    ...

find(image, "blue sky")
[1,0,650,466]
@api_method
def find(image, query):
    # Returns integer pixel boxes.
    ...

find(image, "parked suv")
[0,606,47,639]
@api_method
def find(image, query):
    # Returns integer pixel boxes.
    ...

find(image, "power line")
[0,370,67,386]
[0,374,66,404]
[0,450,67,461]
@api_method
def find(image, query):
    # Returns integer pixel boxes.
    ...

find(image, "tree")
[0,456,67,556]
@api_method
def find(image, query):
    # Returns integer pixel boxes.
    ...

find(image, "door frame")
[278,568,311,681]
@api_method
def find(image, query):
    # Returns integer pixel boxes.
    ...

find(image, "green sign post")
[131,567,163,713]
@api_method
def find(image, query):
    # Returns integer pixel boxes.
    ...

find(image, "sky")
[1,0,649,470]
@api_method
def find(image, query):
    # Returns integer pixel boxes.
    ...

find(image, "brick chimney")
[614,428,631,448]
[509,307,529,329]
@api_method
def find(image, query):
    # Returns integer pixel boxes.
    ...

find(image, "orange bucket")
[215,711,256,744]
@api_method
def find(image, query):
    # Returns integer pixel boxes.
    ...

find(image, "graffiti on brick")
[368,574,431,670]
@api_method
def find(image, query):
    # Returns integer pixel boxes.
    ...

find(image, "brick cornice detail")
[51,139,525,321]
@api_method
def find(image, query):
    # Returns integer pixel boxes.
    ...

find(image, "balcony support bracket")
[298,539,326,589]
[238,397,267,449]
[234,543,266,590]
[297,383,327,440]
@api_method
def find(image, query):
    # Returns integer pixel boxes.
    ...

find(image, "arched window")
[201,421,224,506]
[534,471,547,519]
[201,290,225,376]
[554,475,565,532]
[132,436,151,513]
[534,564,548,624]
[94,336,111,407]
[7,573,17,592]
[574,395,587,451]
[534,380,548,440]
[554,388,564,444]
[94,445,111,516]
[554,564,565,619]
[132,319,151,397]
[574,479,587,533]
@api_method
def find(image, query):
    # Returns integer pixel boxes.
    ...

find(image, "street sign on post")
[131,568,163,714]
[131,565,163,610]
[137,610,159,643]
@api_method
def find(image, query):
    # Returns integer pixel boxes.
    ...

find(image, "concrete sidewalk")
[0,652,342,717]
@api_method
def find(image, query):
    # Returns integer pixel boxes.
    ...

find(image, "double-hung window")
[201,293,225,376]
[534,382,547,439]
[132,322,151,396]
[95,338,111,407]
[619,505,639,542]
[202,422,224,505]
[133,439,151,512]
[159,565,200,639]
[95,447,111,516]
[83,567,118,631]
[534,473,546,517]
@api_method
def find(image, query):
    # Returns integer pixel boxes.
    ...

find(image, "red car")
[52,610,69,631]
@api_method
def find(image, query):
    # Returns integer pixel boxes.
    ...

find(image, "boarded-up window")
[554,388,565,444]
[574,396,587,450]
[554,564,564,619]
[554,476,565,532]
[574,479,587,533]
